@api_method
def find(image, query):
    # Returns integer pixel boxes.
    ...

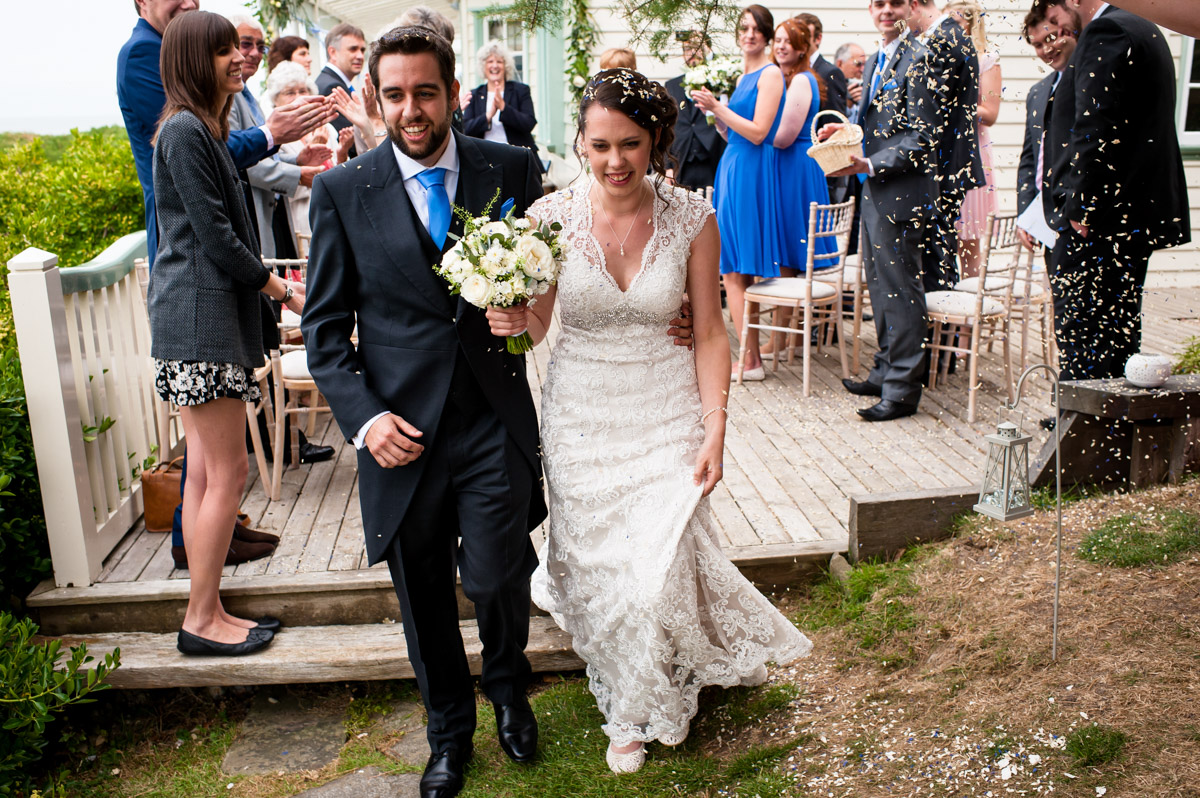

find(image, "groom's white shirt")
[352,136,462,449]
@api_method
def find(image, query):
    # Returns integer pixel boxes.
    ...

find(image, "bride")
[486,68,811,774]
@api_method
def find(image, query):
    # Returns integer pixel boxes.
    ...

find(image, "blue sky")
[12,0,254,133]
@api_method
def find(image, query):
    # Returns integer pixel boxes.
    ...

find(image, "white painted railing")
[7,233,179,587]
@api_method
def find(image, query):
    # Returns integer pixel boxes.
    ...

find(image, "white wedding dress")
[529,181,812,747]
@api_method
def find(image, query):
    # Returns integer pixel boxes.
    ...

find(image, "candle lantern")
[974,420,1035,522]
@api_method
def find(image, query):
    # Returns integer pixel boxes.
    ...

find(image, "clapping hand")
[330,86,370,130]
[690,87,718,113]
[296,142,332,166]
[337,127,354,162]
[268,95,336,144]
[492,86,506,112]
[460,88,473,111]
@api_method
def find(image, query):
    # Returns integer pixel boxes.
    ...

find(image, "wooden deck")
[29,286,1200,642]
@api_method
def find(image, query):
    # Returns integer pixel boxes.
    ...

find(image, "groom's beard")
[387,108,454,162]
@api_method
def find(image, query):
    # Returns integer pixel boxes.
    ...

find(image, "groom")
[302,29,546,798]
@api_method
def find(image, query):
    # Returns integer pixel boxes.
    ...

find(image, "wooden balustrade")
[7,232,178,587]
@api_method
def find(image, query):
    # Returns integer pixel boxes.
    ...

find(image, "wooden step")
[28,538,847,635]
[46,617,583,689]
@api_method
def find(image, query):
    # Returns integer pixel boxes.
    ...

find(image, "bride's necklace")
[596,184,650,257]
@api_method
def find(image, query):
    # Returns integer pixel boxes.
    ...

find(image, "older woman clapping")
[461,40,542,170]
[267,62,350,239]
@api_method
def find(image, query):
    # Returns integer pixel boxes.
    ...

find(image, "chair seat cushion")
[926,291,1005,318]
[954,277,1046,299]
[280,349,312,380]
[814,267,864,287]
[281,308,302,328]
[747,278,838,302]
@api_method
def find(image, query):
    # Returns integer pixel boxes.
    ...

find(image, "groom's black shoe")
[495,702,538,763]
[842,378,883,397]
[857,399,918,422]
[420,746,472,798]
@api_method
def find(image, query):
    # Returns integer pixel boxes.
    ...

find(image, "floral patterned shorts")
[154,359,261,406]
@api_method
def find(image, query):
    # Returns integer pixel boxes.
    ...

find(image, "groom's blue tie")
[416,168,450,249]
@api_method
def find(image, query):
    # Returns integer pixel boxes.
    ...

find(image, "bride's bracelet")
[701,407,728,423]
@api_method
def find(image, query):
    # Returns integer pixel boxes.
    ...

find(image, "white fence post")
[7,248,99,587]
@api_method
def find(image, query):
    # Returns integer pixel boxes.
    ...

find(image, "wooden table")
[1032,374,1200,488]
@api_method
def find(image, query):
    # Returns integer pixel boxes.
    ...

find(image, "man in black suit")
[823,0,937,422]
[907,0,984,292]
[316,22,366,137]
[302,30,544,798]
[796,13,849,116]
[665,32,726,191]
[1015,1,1078,255]
[1042,0,1190,381]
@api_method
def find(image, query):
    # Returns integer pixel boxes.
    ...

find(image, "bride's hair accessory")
[576,68,679,189]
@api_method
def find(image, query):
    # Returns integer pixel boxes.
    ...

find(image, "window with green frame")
[1181,37,1200,149]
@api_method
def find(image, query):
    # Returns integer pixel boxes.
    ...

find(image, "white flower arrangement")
[682,57,742,124]
[435,194,564,354]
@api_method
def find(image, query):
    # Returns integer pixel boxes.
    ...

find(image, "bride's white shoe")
[606,741,646,774]
[659,730,687,747]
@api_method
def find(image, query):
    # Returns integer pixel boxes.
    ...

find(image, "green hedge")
[0,129,143,606]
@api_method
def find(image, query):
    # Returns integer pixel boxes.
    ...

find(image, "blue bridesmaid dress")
[713,64,786,278]
[777,71,837,271]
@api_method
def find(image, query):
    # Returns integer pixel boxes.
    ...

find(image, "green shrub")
[0,127,142,606]
[1077,510,1200,567]
[0,612,119,795]
[0,349,49,605]
[1175,336,1200,374]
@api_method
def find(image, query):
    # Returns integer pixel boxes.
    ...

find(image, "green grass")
[792,550,925,669]
[344,679,420,734]
[1077,510,1200,567]
[458,678,802,797]
[1064,724,1127,767]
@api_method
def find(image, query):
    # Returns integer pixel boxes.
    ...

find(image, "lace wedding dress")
[529,181,812,747]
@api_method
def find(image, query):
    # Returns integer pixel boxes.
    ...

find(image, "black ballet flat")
[177,627,274,656]
[254,616,282,633]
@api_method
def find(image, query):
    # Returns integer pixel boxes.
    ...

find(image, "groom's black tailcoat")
[302,130,546,753]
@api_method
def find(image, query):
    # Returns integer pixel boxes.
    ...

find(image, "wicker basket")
[807,110,864,176]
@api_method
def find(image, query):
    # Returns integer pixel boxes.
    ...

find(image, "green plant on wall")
[254,0,310,37]
[565,0,598,103]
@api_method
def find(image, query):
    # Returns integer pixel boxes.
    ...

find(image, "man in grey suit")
[821,0,937,422]
[228,15,328,259]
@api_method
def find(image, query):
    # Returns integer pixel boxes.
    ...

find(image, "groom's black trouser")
[384,365,538,755]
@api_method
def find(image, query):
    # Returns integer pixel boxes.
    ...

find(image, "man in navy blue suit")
[117,0,333,268]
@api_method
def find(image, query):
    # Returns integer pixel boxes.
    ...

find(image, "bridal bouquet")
[682,57,742,124]
[435,199,564,354]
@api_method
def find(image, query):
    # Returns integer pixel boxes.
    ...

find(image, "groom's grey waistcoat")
[301,132,546,564]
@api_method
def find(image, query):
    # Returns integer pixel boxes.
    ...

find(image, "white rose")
[441,248,468,284]
[501,248,521,273]
[480,221,509,238]
[515,234,555,280]
[572,74,587,88]
[459,273,494,307]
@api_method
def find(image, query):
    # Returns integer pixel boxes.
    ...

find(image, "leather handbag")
[140,457,183,533]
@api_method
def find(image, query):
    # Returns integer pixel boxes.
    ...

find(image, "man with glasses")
[834,42,866,119]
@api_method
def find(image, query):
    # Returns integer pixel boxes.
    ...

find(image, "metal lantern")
[974,420,1035,521]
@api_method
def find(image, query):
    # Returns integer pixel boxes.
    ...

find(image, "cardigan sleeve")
[157,115,271,289]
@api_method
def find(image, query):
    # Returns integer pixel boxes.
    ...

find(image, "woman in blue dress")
[692,4,785,381]
[771,19,837,274]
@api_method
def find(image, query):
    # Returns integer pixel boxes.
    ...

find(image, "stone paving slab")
[222,688,347,775]
[289,766,421,797]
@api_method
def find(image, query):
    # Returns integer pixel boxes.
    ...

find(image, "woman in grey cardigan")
[150,11,304,656]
